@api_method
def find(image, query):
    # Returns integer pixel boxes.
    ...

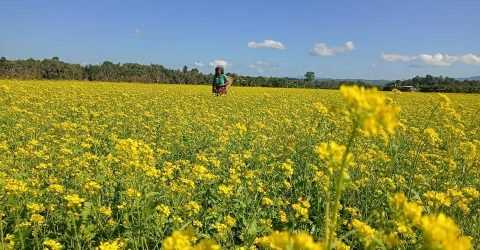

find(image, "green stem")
[324,184,331,242]
[325,126,357,250]
[0,225,5,250]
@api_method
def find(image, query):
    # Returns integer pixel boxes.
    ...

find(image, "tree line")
[1,57,478,92]
[0,57,377,89]
[0,57,211,84]
[383,75,480,93]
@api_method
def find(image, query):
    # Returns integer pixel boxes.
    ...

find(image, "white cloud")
[345,41,355,51]
[209,59,229,68]
[248,40,286,50]
[460,53,480,65]
[418,54,458,66]
[382,52,480,66]
[382,53,416,62]
[310,41,355,56]
[194,61,204,67]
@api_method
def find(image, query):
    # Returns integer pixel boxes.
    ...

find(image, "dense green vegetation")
[0,57,375,89]
[383,75,480,93]
[1,57,479,92]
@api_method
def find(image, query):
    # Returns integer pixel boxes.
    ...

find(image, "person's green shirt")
[213,74,227,86]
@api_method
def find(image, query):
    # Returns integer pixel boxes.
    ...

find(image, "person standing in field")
[212,66,229,96]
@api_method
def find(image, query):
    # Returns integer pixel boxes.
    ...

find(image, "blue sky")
[1,0,479,79]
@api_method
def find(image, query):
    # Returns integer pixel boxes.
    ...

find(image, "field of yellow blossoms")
[0,80,479,249]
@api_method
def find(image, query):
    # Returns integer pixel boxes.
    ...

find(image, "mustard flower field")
[0,80,479,250]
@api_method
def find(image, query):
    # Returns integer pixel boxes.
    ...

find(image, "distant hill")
[465,76,480,81]
[455,76,480,81]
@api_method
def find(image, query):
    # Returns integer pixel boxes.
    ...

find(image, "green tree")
[305,71,315,82]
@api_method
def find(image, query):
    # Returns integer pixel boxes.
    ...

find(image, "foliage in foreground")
[0,80,479,249]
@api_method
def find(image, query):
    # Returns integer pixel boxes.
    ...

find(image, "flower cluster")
[340,85,400,139]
